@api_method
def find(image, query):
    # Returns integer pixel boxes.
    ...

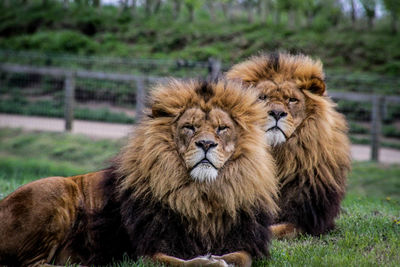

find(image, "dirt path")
[0,114,132,139]
[1,113,400,164]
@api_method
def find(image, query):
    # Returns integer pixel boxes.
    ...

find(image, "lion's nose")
[268,110,288,121]
[195,140,218,152]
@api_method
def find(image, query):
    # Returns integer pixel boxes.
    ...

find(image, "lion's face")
[255,80,307,146]
[175,107,237,183]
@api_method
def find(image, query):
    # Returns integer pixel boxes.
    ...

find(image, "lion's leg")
[152,253,229,267]
[0,177,80,266]
[212,251,252,267]
[270,223,303,239]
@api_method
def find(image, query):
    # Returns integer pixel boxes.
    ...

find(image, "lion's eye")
[217,125,229,134]
[289,97,298,103]
[183,125,195,132]
[259,94,267,101]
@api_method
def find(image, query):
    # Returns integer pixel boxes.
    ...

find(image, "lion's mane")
[227,52,351,236]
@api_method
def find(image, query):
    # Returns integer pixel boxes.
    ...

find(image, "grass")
[0,99,135,124]
[0,128,399,266]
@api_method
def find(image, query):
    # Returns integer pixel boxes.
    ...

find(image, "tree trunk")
[307,12,314,28]
[367,16,374,30]
[288,9,296,29]
[187,4,194,22]
[221,3,230,21]
[260,0,268,24]
[119,0,128,15]
[391,12,398,34]
[92,0,100,7]
[145,0,152,16]
[247,4,254,23]
[274,9,280,25]
[153,0,161,14]
[172,0,181,19]
[63,0,69,8]
[208,1,215,22]
[131,0,136,16]
[350,0,356,26]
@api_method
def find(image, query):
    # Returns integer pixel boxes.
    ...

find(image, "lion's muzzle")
[188,139,221,183]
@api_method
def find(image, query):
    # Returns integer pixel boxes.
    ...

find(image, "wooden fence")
[1,63,399,162]
[328,92,400,162]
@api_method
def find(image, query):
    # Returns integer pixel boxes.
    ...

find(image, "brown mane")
[227,52,351,236]
[227,52,325,92]
[116,79,278,237]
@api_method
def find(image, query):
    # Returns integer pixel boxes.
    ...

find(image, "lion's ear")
[300,77,326,96]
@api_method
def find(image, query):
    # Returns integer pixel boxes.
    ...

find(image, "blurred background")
[0,1,399,265]
[0,0,399,177]
[0,0,399,156]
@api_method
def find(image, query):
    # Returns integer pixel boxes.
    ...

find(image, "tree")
[145,0,152,16]
[382,0,400,33]
[92,0,100,7]
[258,0,271,25]
[206,0,216,22]
[243,0,258,23]
[130,0,136,16]
[184,0,201,22]
[349,0,357,26]
[220,0,234,22]
[171,0,182,19]
[276,0,302,29]
[360,0,376,29]
[301,0,324,27]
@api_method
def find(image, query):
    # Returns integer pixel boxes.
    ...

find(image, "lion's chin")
[266,129,287,146]
[190,163,218,183]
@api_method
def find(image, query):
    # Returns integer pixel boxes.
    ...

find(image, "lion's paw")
[184,255,229,267]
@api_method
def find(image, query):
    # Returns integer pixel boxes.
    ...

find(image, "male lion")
[0,79,278,266]
[227,52,351,238]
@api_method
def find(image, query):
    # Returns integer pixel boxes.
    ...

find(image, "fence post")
[135,77,145,122]
[207,57,221,81]
[371,95,384,162]
[64,72,75,132]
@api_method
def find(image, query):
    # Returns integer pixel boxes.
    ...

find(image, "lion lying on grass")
[0,79,278,267]
[227,52,351,238]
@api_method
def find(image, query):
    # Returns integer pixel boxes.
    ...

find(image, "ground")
[0,128,399,266]
[1,113,400,164]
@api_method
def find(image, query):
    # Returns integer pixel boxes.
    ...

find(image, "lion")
[0,79,278,267]
[226,52,351,239]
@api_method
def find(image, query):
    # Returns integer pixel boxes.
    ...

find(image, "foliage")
[0,1,399,74]
[382,0,400,32]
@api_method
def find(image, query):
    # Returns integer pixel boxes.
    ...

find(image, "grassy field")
[0,128,399,266]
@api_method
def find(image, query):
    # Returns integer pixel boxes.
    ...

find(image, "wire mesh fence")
[0,50,400,161]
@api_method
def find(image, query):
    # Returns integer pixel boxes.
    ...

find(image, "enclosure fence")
[1,51,400,163]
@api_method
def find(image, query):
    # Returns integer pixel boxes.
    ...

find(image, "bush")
[1,31,100,54]
[383,125,400,138]
[349,121,369,134]
[0,99,134,124]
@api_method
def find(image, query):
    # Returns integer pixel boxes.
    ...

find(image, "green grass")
[0,99,135,124]
[0,128,399,266]
[0,128,124,171]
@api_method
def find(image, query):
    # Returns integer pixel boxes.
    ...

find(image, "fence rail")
[1,63,399,162]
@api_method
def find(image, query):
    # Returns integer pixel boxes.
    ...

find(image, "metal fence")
[1,51,400,162]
